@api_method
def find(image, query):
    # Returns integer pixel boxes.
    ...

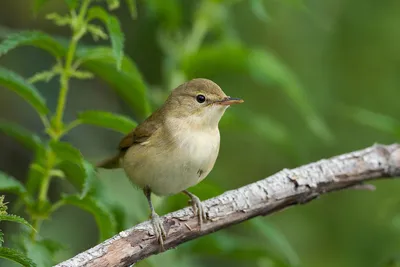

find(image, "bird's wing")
[118,112,162,151]
[97,110,163,169]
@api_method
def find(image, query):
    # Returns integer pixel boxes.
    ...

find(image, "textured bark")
[55,144,400,267]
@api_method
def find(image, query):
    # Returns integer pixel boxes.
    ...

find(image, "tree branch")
[55,144,400,267]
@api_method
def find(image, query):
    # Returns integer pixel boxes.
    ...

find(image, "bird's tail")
[96,154,122,169]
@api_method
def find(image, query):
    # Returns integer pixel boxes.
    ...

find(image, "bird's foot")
[150,211,167,251]
[185,192,207,229]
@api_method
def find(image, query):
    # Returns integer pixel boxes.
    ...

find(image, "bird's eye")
[196,94,206,103]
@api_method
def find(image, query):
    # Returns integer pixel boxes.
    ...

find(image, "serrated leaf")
[50,141,96,197]
[78,110,137,133]
[0,67,49,115]
[125,0,137,19]
[62,195,116,240]
[87,7,124,69]
[0,171,26,195]
[57,161,95,198]
[50,141,83,165]
[0,31,66,58]
[248,49,332,142]
[0,247,36,267]
[0,120,42,151]
[76,46,150,117]
[0,214,35,231]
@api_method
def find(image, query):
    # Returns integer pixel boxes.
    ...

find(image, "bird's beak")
[216,97,244,106]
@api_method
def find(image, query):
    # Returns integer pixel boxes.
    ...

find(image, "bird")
[97,78,243,249]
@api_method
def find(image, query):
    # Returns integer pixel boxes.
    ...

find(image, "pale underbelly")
[122,138,219,196]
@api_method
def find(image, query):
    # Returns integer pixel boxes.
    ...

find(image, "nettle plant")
[0,0,333,265]
[0,0,146,265]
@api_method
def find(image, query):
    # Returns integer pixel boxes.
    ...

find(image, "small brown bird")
[97,78,243,249]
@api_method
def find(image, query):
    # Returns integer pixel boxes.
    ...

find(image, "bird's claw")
[188,194,207,229]
[150,211,166,251]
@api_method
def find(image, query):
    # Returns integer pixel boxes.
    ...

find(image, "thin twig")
[55,143,400,267]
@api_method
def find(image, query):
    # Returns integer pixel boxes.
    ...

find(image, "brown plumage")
[96,78,243,250]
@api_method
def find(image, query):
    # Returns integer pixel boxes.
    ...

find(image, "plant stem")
[54,0,91,133]
[30,0,92,241]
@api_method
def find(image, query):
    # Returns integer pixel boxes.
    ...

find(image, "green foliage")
[62,195,116,241]
[0,67,49,116]
[78,110,137,133]
[0,171,26,196]
[0,1,143,264]
[0,197,36,266]
[76,46,151,117]
[87,7,124,69]
[0,247,36,267]
[0,31,65,58]
[5,0,393,266]
[0,214,35,232]
[248,49,332,142]
[0,121,42,151]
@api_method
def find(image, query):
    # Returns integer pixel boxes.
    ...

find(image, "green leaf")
[0,67,49,115]
[0,247,36,267]
[76,46,151,117]
[0,171,26,195]
[58,161,96,199]
[0,120,42,151]
[0,214,35,231]
[248,49,332,142]
[25,240,53,267]
[50,141,83,165]
[78,110,137,134]
[347,107,400,138]
[87,7,125,69]
[62,195,116,240]
[125,0,137,19]
[0,31,66,58]
[51,141,96,198]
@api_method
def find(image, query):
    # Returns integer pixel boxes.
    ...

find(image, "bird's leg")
[182,190,207,229]
[143,186,166,251]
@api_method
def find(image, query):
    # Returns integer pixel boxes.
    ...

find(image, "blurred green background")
[1,0,400,266]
